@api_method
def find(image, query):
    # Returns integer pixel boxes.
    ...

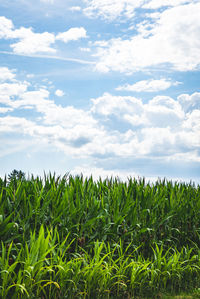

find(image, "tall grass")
[0,173,200,298]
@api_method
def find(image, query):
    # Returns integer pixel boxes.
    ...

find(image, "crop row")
[1,226,200,298]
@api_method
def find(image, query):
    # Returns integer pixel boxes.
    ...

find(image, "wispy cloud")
[116,79,181,92]
[83,0,197,20]
[83,0,144,20]
[69,6,82,12]
[0,51,95,65]
[143,0,192,9]
[40,0,54,3]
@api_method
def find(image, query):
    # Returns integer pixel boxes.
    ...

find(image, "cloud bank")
[0,67,199,166]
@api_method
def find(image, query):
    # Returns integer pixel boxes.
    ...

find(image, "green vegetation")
[0,171,200,298]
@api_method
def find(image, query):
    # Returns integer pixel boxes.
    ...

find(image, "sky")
[0,0,200,183]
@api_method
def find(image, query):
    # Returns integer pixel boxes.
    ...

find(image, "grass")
[0,172,200,298]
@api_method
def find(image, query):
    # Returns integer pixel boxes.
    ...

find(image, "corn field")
[0,173,200,298]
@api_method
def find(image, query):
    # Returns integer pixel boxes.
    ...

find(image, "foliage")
[7,170,26,191]
[0,173,200,298]
[8,170,26,182]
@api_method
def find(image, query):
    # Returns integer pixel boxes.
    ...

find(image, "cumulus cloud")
[56,27,87,43]
[183,109,200,129]
[0,16,87,55]
[145,96,184,127]
[178,92,200,113]
[0,17,55,54]
[116,79,181,92]
[90,91,200,159]
[55,89,64,97]
[94,3,200,73]
[0,115,34,133]
[0,67,16,81]
[91,92,185,129]
[91,92,143,117]
[0,82,28,96]
[11,29,56,55]
[0,74,104,157]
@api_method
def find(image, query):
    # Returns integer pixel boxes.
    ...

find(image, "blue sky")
[0,0,200,182]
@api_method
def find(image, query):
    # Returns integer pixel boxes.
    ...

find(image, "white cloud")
[80,47,91,52]
[0,67,16,81]
[143,0,191,9]
[0,82,28,96]
[178,92,200,113]
[140,127,176,154]
[83,0,145,20]
[11,29,56,55]
[40,0,54,3]
[145,96,184,127]
[69,6,82,12]
[56,27,87,43]
[0,17,55,55]
[116,79,180,92]
[83,0,197,20]
[91,92,185,129]
[0,16,14,39]
[0,17,87,55]
[90,91,200,158]
[55,89,64,97]
[0,107,13,114]
[12,89,52,110]
[0,116,34,133]
[91,92,143,116]
[168,151,200,164]
[26,74,35,79]
[95,3,200,73]
[183,109,200,129]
